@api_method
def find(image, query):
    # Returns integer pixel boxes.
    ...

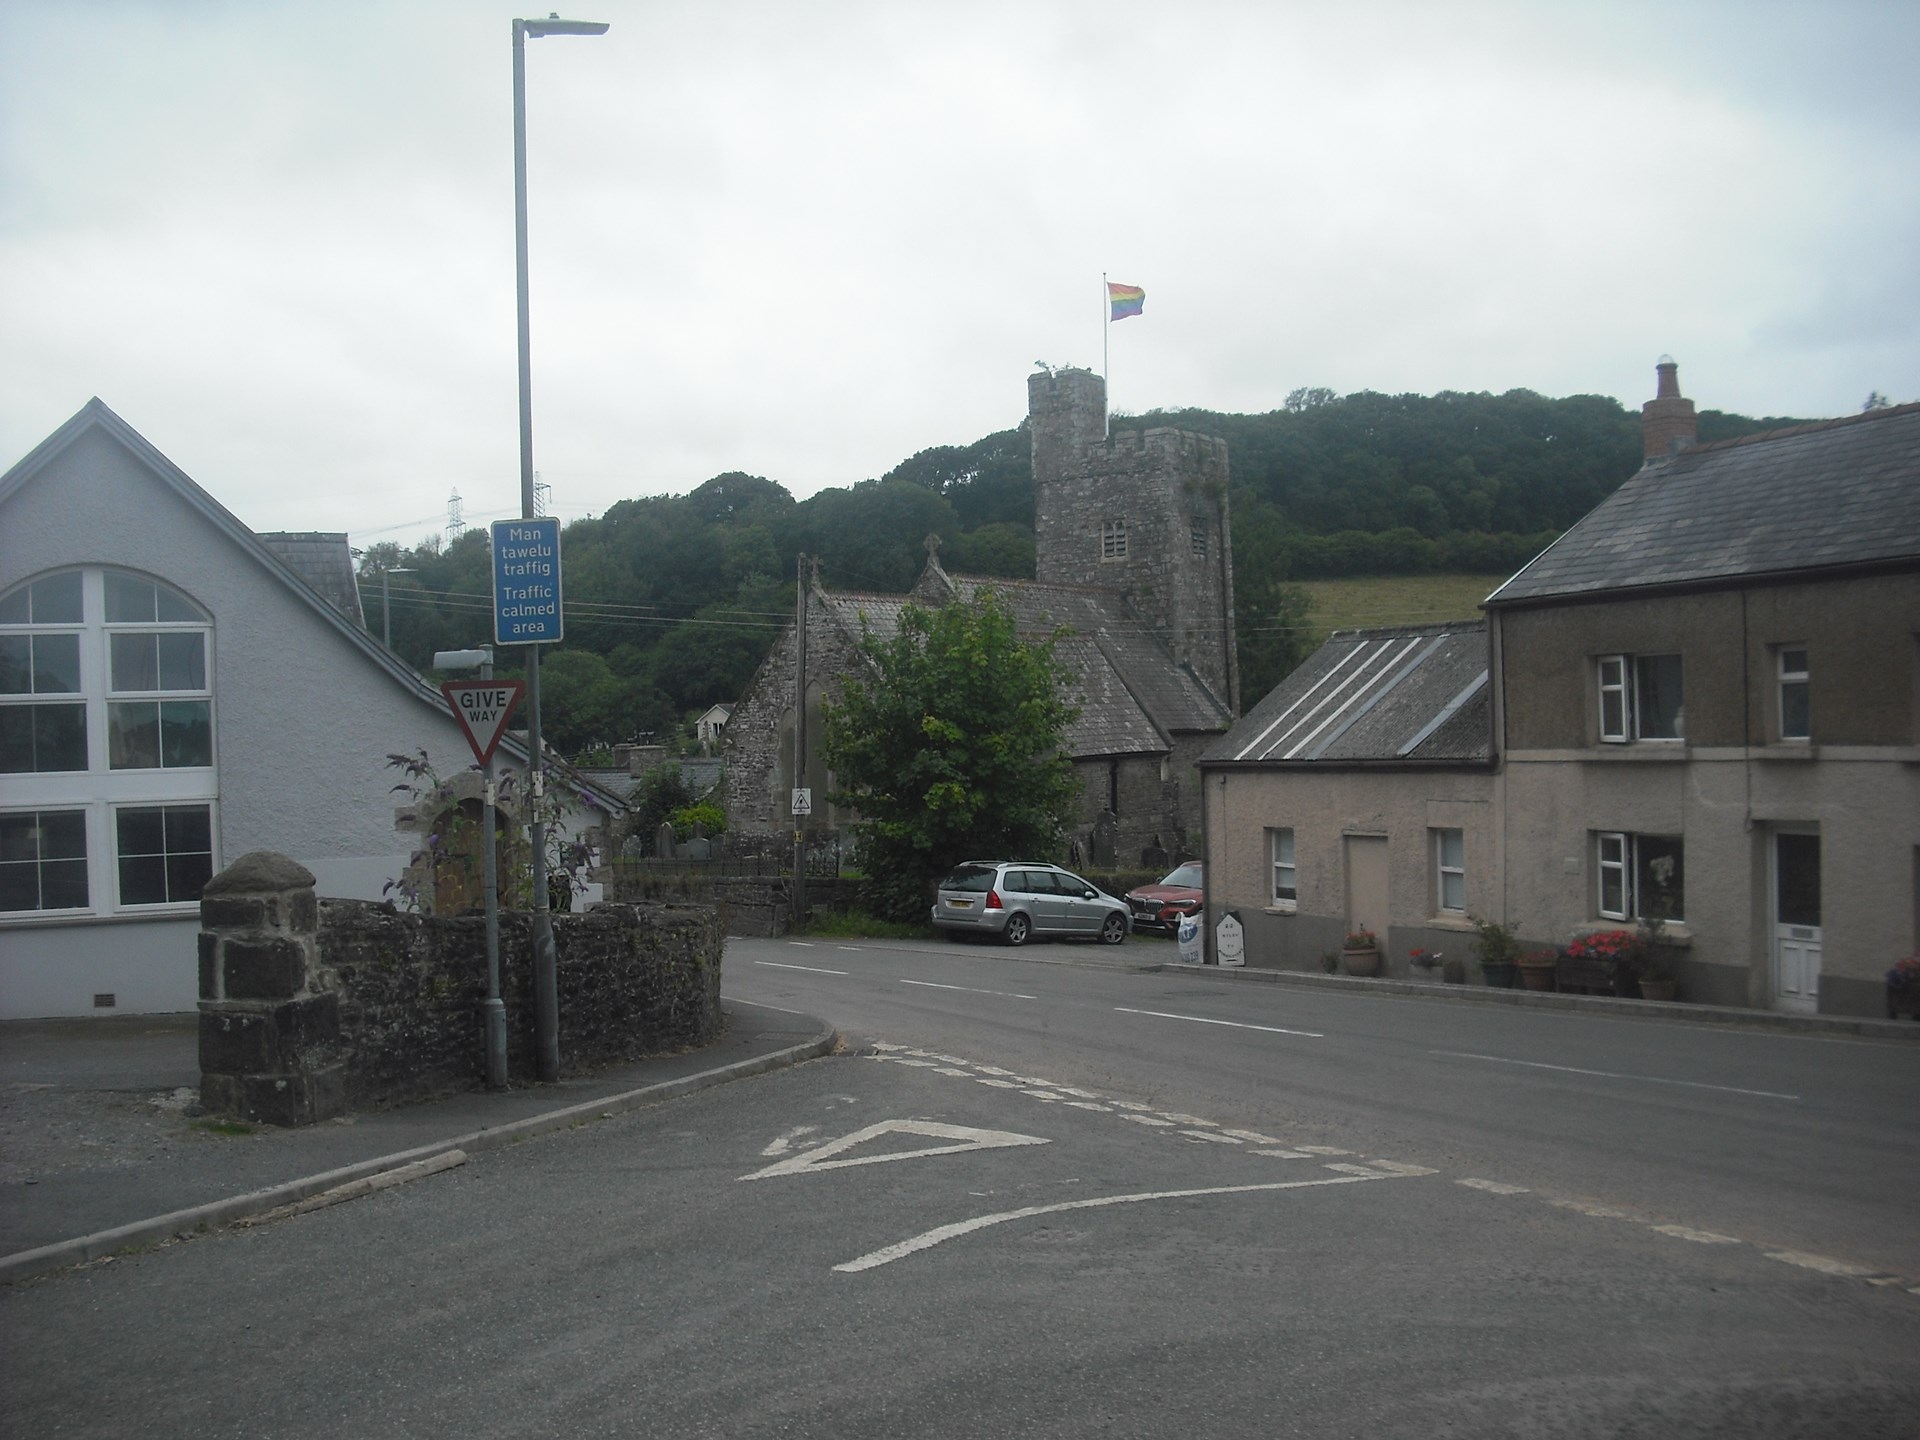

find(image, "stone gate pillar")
[197,851,345,1126]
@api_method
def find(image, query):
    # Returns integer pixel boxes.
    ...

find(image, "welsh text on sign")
[491,517,564,645]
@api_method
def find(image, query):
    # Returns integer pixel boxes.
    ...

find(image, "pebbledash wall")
[198,851,723,1123]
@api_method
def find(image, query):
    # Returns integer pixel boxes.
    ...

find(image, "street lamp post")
[381,566,415,649]
[513,12,606,1083]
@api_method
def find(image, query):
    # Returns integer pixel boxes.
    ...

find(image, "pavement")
[0,999,837,1285]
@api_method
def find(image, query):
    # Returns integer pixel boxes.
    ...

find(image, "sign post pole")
[491,516,564,1081]
[440,667,526,1090]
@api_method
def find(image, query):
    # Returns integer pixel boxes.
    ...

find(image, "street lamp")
[513,12,607,1083]
[381,566,415,649]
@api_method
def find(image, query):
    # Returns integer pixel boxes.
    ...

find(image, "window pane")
[1439,829,1463,868]
[1780,681,1809,739]
[34,634,80,693]
[1635,654,1684,739]
[36,573,83,623]
[0,587,25,625]
[155,584,200,622]
[167,851,213,902]
[38,705,86,770]
[157,632,205,690]
[159,701,212,767]
[0,637,29,693]
[109,703,160,768]
[0,865,35,910]
[1636,836,1684,923]
[118,853,166,905]
[165,805,212,853]
[1440,871,1465,911]
[116,806,165,856]
[105,573,156,623]
[1776,834,1820,927]
[42,810,87,859]
[42,858,90,909]
[0,813,36,860]
[111,633,159,692]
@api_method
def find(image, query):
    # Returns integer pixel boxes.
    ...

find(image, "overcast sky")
[3,0,1915,551]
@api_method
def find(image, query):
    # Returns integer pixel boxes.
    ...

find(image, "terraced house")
[1201,363,1920,1018]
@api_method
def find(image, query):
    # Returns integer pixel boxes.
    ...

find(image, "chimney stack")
[1641,355,1698,460]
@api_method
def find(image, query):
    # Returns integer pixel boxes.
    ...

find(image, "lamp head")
[521,14,609,38]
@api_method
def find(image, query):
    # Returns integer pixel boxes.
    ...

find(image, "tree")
[823,591,1080,922]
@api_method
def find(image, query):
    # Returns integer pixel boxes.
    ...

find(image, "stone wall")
[198,851,724,1123]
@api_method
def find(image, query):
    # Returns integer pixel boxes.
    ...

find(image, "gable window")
[1776,645,1809,741]
[1432,827,1465,915]
[1268,827,1296,909]
[1101,520,1128,561]
[1596,832,1684,922]
[0,569,218,920]
[0,573,87,774]
[1189,517,1208,556]
[1597,653,1684,742]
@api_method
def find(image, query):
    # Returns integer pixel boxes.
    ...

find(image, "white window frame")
[1595,831,1684,922]
[1100,520,1128,561]
[1776,644,1809,741]
[0,807,92,915]
[1596,652,1684,743]
[1268,827,1296,911]
[0,569,219,923]
[1433,827,1466,915]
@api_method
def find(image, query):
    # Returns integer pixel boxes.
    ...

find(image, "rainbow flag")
[1108,281,1145,321]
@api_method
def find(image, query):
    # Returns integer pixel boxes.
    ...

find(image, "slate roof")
[1202,621,1490,767]
[818,570,1232,760]
[260,531,365,627]
[1487,402,1920,606]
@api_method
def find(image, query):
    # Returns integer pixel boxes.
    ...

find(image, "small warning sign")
[442,680,525,766]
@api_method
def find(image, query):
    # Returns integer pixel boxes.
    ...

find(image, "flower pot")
[1517,963,1555,992]
[1888,984,1920,1020]
[1441,958,1467,984]
[1481,961,1517,989]
[1341,946,1381,977]
[1639,978,1678,1002]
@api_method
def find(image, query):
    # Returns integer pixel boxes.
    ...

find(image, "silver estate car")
[931,861,1131,947]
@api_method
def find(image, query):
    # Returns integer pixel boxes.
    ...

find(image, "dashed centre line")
[754,960,851,976]
[1433,1051,1801,1101]
[899,980,1038,1000]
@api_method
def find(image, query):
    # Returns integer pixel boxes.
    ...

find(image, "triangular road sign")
[739,1120,1049,1181]
[442,680,525,766]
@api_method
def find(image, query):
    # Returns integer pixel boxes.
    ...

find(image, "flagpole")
[1102,271,1110,433]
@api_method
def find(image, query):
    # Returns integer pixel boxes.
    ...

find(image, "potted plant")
[1342,927,1382,976]
[1408,946,1441,980]
[1888,954,1920,1020]
[1515,948,1558,991]
[1468,915,1522,989]
[1637,943,1679,1002]
[1563,928,1642,996]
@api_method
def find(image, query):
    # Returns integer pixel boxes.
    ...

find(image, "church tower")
[1027,368,1238,713]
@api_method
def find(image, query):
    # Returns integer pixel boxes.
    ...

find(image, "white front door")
[1771,831,1821,1014]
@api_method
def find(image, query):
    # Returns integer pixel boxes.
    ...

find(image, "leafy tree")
[823,591,1080,922]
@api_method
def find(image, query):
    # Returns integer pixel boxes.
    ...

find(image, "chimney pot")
[1641,356,1697,460]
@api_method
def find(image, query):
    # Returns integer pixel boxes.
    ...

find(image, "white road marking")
[740,1120,1049,1181]
[1654,1224,1741,1244]
[973,1078,1020,1089]
[834,1171,1407,1273]
[1220,1129,1284,1145]
[1550,1198,1634,1220]
[1156,1113,1218,1126]
[1296,1145,1353,1156]
[1116,1007,1324,1039]
[1120,1114,1177,1128]
[1432,1051,1801,1101]
[1252,1148,1318,1159]
[759,1124,821,1157]
[1181,1129,1244,1144]
[898,979,1038,1000]
[1763,1250,1877,1278]
[932,1067,971,1077]
[1064,1101,1111,1112]
[1459,1178,1529,1195]
[1361,1160,1440,1176]
[754,960,850,976]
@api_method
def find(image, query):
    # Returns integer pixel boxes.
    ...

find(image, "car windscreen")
[1162,864,1203,888]
[940,866,996,893]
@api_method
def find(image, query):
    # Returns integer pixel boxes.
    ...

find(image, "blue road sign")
[491,517,563,645]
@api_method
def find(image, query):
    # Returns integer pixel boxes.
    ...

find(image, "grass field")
[1297,574,1510,644]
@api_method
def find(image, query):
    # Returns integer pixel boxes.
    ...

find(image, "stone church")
[724,367,1239,867]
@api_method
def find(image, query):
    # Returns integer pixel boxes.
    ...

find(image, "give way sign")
[442,680,525,766]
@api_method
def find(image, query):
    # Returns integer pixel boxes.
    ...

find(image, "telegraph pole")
[791,553,808,930]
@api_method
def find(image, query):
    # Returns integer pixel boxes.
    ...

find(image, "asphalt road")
[4,936,1918,1438]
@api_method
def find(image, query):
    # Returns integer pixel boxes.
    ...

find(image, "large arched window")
[0,569,217,917]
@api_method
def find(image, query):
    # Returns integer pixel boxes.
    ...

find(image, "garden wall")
[198,851,724,1124]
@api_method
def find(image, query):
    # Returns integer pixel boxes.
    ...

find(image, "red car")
[1123,862,1203,933]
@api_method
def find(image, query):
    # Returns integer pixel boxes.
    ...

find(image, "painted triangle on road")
[739,1119,1049,1181]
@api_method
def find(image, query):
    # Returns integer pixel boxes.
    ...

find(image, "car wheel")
[1099,913,1127,946]
[1003,913,1031,947]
